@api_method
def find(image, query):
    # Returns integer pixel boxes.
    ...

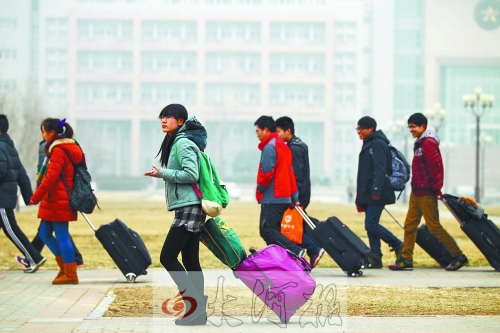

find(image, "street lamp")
[480,133,493,201]
[424,102,446,134]
[462,87,494,202]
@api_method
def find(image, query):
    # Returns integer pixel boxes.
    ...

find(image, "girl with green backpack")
[144,104,208,326]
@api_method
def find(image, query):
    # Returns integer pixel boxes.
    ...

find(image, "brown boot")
[52,262,79,285]
[52,256,65,283]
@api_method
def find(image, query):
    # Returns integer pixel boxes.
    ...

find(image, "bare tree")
[0,90,46,184]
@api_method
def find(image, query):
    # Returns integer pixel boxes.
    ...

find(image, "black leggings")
[160,226,204,296]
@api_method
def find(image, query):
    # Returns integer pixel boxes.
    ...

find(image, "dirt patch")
[105,285,500,317]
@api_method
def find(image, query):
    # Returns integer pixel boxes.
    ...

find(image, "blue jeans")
[300,234,321,257]
[365,205,401,255]
[39,220,75,264]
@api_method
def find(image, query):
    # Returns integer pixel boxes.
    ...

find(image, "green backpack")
[174,146,229,217]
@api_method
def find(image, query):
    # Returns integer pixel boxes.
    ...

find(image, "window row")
[43,19,357,44]
[74,82,356,107]
[73,51,355,75]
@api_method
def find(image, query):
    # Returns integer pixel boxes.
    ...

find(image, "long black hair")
[156,104,188,167]
[41,118,74,139]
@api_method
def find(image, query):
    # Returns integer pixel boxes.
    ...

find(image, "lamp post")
[480,133,493,201]
[462,88,494,202]
[424,103,446,134]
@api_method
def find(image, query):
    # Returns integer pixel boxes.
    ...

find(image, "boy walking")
[0,115,46,273]
[355,116,403,268]
[254,115,306,257]
[389,113,468,271]
[276,116,324,268]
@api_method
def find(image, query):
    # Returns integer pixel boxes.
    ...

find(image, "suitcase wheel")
[126,273,137,283]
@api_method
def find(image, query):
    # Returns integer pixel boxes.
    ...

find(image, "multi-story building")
[1,0,499,195]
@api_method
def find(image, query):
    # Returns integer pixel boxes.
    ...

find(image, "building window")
[77,51,132,73]
[0,18,17,29]
[269,53,324,75]
[205,83,260,106]
[270,22,325,44]
[269,84,324,106]
[76,82,132,105]
[46,18,68,41]
[333,83,356,109]
[141,82,196,105]
[334,21,356,47]
[46,49,67,72]
[0,49,17,60]
[205,53,260,74]
[77,20,133,42]
[45,80,67,103]
[394,54,423,79]
[206,22,261,43]
[141,51,196,73]
[142,20,197,42]
[76,120,131,177]
[334,52,356,76]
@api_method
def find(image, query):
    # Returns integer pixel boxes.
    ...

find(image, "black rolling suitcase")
[296,207,370,277]
[384,208,453,267]
[442,194,500,271]
[82,213,152,282]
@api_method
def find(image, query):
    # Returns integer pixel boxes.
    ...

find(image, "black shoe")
[388,257,413,270]
[366,253,383,269]
[445,254,469,271]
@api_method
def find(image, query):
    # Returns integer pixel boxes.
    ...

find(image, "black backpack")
[59,147,98,214]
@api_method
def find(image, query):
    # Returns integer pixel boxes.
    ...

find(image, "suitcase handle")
[294,206,316,230]
[80,212,97,232]
[384,208,404,229]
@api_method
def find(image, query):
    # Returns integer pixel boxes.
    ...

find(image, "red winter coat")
[31,139,83,222]
[411,130,444,197]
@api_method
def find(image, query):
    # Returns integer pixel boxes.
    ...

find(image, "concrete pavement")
[1,266,499,333]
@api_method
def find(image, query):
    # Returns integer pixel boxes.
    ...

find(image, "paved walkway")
[1,267,499,333]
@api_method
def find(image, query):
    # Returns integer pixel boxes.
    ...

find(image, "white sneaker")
[24,257,47,273]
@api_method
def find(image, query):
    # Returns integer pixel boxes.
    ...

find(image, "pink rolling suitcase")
[234,244,316,323]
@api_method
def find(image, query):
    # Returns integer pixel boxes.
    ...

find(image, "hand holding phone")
[144,165,157,176]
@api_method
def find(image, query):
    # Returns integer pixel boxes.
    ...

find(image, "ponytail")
[41,118,74,139]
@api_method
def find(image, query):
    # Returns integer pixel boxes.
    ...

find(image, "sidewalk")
[1,267,499,333]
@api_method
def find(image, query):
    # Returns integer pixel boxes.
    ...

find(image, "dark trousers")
[259,204,304,255]
[31,220,83,265]
[160,226,204,297]
[365,204,401,255]
[0,208,44,266]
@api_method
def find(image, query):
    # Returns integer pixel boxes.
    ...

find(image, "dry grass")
[0,193,496,270]
[105,285,500,317]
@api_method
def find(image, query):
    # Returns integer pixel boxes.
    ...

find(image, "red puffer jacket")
[411,130,444,197]
[31,139,83,222]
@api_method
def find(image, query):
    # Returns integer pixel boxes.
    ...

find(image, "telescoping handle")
[80,212,97,232]
[294,205,316,230]
[384,208,404,229]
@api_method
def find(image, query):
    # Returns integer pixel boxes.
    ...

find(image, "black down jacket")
[0,134,33,208]
[355,130,395,205]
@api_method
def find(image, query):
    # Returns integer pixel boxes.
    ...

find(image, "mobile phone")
[146,168,155,174]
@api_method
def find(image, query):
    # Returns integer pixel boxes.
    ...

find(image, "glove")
[459,195,478,209]
[372,195,380,201]
[356,204,367,213]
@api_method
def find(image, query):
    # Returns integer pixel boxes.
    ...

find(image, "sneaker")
[388,257,413,270]
[16,256,29,269]
[298,248,307,258]
[367,253,383,269]
[445,254,469,271]
[24,257,47,273]
[77,262,84,268]
[390,243,404,260]
[310,248,325,269]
